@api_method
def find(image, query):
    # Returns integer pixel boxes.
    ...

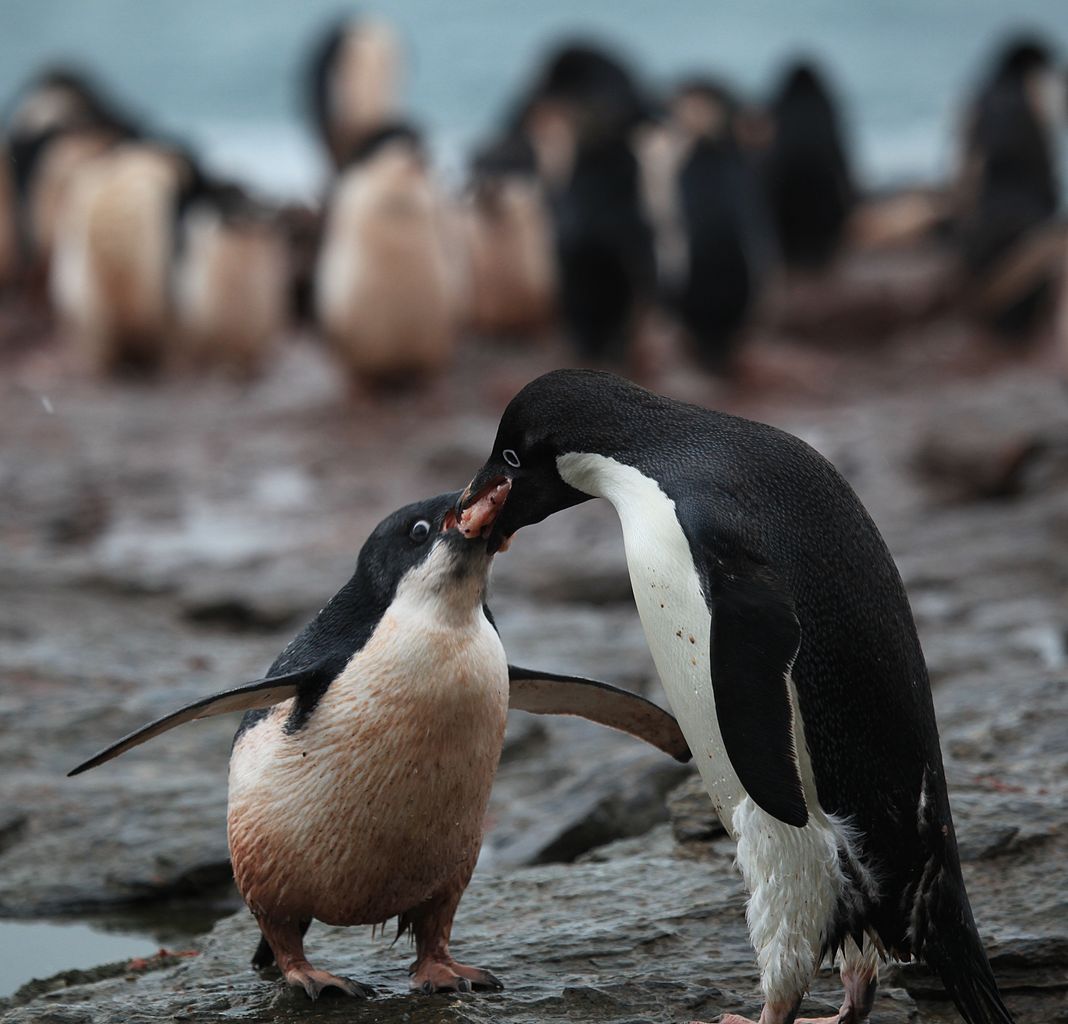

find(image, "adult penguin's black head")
[454,370,659,549]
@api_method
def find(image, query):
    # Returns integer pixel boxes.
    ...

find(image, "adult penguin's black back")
[459,369,1015,1024]
[764,61,855,269]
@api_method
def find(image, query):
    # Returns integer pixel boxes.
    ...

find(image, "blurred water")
[0,920,155,997]
[1,0,1065,198]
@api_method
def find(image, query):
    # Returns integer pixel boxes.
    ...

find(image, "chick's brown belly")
[227,654,508,926]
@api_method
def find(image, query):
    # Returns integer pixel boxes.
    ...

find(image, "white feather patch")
[227,541,508,927]
[557,450,874,1006]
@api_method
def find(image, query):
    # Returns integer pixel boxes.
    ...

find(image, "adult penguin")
[552,131,656,363]
[455,369,1016,1024]
[668,79,771,372]
[764,60,855,270]
[507,40,652,186]
[956,37,1062,336]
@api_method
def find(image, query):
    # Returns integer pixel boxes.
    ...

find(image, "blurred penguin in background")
[50,141,200,373]
[510,42,651,191]
[666,79,771,372]
[308,16,403,170]
[174,183,290,377]
[764,60,855,270]
[553,130,656,363]
[460,135,555,338]
[956,36,1063,338]
[5,68,138,286]
[507,42,655,362]
[315,125,462,387]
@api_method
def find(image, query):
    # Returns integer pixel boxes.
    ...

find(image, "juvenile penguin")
[174,182,290,376]
[50,140,200,373]
[6,68,138,279]
[307,16,403,169]
[71,490,689,999]
[461,136,555,337]
[315,125,462,386]
[456,370,1016,1024]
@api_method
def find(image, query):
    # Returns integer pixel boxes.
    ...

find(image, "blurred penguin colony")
[1,19,1065,384]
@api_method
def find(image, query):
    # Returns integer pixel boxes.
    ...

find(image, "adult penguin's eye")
[502,448,521,468]
[409,519,431,543]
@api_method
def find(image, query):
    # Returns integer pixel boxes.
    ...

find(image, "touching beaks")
[455,476,512,539]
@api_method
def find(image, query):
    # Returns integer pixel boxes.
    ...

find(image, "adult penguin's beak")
[446,472,512,549]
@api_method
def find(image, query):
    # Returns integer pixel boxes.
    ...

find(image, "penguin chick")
[6,68,139,277]
[461,137,555,337]
[315,126,462,387]
[307,16,403,169]
[71,490,689,1000]
[50,141,200,373]
[174,183,290,376]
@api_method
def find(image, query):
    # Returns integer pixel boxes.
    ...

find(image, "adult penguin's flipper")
[68,658,337,776]
[507,666,691,762]
[684,515,808,827]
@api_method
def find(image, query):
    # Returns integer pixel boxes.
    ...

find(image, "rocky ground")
[1,259,1067,1022]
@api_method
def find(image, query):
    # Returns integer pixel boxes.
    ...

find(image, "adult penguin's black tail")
[909,764,1016,1024]
[925,931,1014,1024]
[916,871,1015,1024]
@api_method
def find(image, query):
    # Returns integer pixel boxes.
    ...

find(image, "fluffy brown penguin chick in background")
[5,68,139,285]
[50,141,199,373]
[174,183,290,377]
[315,125,463,388]
[70,490,690,1000]
[460,137,555,338]
[307,16,404,169]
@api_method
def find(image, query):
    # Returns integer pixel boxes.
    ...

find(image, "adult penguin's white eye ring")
[409,519,431,543]
[502,449,521,468]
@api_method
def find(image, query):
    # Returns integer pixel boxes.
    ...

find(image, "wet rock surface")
[1,317,1067,1019]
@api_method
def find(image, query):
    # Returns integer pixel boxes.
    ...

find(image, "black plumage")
[460,369,1015,1024]
[553,135,655,362]
[764,62,855,269]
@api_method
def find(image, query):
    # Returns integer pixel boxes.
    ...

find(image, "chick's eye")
[409,519,431,543]
[502,448,521,468]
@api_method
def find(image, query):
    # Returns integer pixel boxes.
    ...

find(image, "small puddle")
[0,901,230,1000]
[0,919,156,997]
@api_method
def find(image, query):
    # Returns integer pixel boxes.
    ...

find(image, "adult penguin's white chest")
[557,452,748,829]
